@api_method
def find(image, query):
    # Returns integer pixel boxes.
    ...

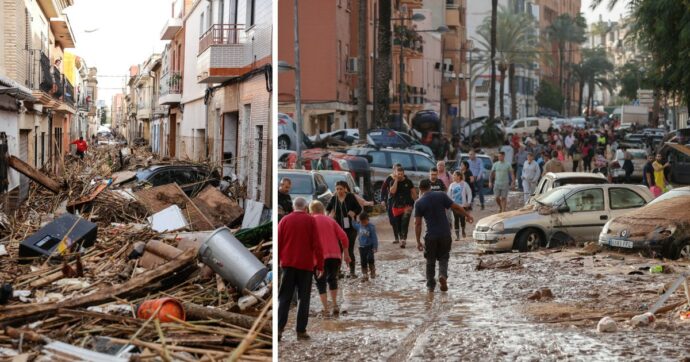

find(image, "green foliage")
[616,60,652,100]
[479,118,505,147]
[536,80,563,112]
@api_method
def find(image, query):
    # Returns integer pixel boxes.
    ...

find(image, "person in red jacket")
[309,200,350,316]
[278,197,324,341]
[71,136,88,159]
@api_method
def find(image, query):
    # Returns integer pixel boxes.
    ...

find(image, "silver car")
[277,169,333,206]
[278,113,312,150]
[473,184,654,252]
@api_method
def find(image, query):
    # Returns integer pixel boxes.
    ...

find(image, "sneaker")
[296,332,311,340]
[462,231,467,238]
[332,304,340,315]
[439,276,448,292]
[393,239,400,244]
[400,242,406,249]
[427,286,435,293]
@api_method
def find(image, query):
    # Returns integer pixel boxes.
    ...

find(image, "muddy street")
[279,191,690,361]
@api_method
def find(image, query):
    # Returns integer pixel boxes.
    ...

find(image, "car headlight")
[490,222,504,232]
[602,220,612,235]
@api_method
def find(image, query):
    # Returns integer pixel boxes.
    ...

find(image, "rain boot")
[349,264,356,278]
[369,263,376,279]
[455,229,460,241]
[361,266,369,282]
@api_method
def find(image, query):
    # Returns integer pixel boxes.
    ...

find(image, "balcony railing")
[199,24,244,55]
[160,71,182,96]
[27,49,75,107]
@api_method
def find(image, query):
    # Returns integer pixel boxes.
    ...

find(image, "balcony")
[27,50,75,113]
[160,17,183,40]
[197,24,248,84]
[159,71,182,105]
[50,17,76,48]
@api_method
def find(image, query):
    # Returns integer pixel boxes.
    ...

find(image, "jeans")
[345,228,357,272]
[522,180,537,204]
[359,246,375,269]
[516,165,523,190]
[572,160,580,172]
[452,211,466,238]
[315,258,341,294]
[386,202,399,242]
[424,234,452,290]
[472,180,485,207]
[583,157,592,172]
[278,267,313,333]
[391,210,412,241]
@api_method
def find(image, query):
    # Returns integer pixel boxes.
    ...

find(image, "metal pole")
[294,0,303,168]
[439,33,444,134]
[456,46,462,128]
[468,50,472,121]
[398,14,405,126]
[373,8,377,129]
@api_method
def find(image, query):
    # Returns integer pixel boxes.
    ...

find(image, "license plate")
[475,233,486,241]
[609,238,633,248]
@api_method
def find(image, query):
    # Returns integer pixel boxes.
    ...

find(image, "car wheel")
[670,240,690,260]
[278,136,290,150]
[373,182,383,204]
[515,228,543,252]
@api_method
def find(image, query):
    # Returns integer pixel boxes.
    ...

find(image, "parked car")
[395,131,435,159]
[659,143,690,184]
[473,184,653,252]
[278,113,313,150]
[308,128,360,145]
[131,164,220,196]
[504,117,551,136]
[277,169,333,206]
[529,172,608,204]
[598,186,690,259]
[611,148,646,182]
[569,117,588,129]
[453,153,493,188]
[346,147,436,202]
[367,128,411,149]
[460,116,489,139]
[318,170,363,198]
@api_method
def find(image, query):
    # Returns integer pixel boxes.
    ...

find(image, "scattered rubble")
[527,287,555,301]
[0,145,272,361]
[597,316,618,333]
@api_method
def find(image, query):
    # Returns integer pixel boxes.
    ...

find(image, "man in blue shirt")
[414,180,474,293]
[466,150,485,210]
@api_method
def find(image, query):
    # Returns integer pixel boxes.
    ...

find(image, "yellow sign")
[63,51,76,85]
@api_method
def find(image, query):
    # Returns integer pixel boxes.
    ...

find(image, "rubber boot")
[361,266,369,282]
[369,263,376,279]
[349,264,356,278]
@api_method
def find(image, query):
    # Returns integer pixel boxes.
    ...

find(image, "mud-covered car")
[598,186,690,259]
[528,172,608,205]
[473,184,654,252]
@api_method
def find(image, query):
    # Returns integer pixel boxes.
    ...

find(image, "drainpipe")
[204,85,210,160]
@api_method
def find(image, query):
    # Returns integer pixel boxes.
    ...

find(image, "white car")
[308,129,360,144]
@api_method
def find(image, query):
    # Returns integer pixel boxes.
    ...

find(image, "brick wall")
[238,73,270,205]
[3,0,18,80]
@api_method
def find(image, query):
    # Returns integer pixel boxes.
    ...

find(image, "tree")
[475,5,539,120]
[356,0,367,143]
[373,0,391,128]
[574,48,615,116]
[545,13,586,114]
[488,0,498,121]
[536,81,563,113]
[616,60,652,101]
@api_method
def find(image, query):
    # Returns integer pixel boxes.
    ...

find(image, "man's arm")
[489,170,495,188]
[410,185,418,201]
[415,216,423,251]
[389,178,399,194]
[450,203,474,224]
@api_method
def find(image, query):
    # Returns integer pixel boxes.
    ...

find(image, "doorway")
[223,112,239,177]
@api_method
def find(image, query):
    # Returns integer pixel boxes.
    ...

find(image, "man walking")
[467,150,485,210]
[542,150,566,176]
[436,161,451,189]
[521,153,541,204]
[278,178,293,222]
[428,167,447,192]
[489,151,515,213]
[414,179,473,292]
[71,136,88,159]
[278,197,323,341]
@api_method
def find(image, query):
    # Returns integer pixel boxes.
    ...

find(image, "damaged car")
[473,184,654,252]
[598,186,690,259]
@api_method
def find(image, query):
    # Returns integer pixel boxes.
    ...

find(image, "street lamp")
[393,12,425,128]
[278,0,304,168]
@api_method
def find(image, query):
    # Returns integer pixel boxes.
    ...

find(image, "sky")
[63,0,171,106]
[581,0,630,23]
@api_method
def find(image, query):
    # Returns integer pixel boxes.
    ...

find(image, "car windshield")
[279,174,313,195]
[321,173,345,193]
[649,190,690,205]
[536,187,572,205]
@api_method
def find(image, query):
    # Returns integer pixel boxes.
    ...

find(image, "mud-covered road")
[279,192,690,361]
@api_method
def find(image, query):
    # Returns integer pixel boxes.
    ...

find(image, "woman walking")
[387,166,416,248]
[327,181,362,277]
[447,171,472,240]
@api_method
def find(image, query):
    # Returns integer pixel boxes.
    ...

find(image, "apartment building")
[0,0,80,206]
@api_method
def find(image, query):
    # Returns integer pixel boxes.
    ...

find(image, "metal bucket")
[198,227,268,292]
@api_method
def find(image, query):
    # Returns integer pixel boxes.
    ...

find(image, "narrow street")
[279,192,690,361]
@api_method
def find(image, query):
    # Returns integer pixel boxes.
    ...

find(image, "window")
[150,170,173,186]
[528,119,539,127]
[609,188,646,210]
[200,11,205,34]
[414,155,435,172]
[565,188,604,212]
[390,152,413,170]
[248,0,256,26]
[369,151,386,168]
[337,40,342,81]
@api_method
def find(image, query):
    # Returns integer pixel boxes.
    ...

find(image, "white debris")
[597,316,618,333]
[631,312,656,327]
[0,244,6,256]
[54,278,91,289]
[13,290,32,302]
[36,293,65,304]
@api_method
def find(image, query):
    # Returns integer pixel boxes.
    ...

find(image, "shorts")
[315,258,341,294]
[493,184,509,198]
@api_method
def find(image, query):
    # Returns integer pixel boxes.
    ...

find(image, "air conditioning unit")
[346,57,358,73]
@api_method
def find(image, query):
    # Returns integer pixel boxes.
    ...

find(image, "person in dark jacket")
[387,166,417,248]
[327,180,363,277]
[278,178,293,222]
[380,163,402,243]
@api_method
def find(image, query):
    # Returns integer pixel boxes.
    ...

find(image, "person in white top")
[447,171,473,240]
[521,152,541,204]
[564,132,575,150]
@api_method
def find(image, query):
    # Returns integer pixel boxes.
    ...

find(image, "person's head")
[392,163,402,173]
[469,150,476,160]
[309,200,325,215]
[543,151,550,160]
[656,153,663,162]
[279,178,292,193]
[79,136,84,141]
[437,161,446,172]
[293,197,307,212]
[453,170,464,182]
[335,180,349,197]
[419,179,431,193]
[359,212,370,225]
[395,166,405,179]
[429,167,439,181]
[527,152,534,162]
[461,160,469,171]
[551,150,558,159]
[498,151,505,162]
[504,139,510,146]
[647,154,654,162]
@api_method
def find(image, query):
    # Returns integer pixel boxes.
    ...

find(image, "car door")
[413,154,435,176]
[367,150,389,184]
[556,188,608,242]
[608,187,648,219]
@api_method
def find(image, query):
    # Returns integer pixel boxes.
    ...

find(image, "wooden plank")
[134,183,214,231]
[191,185,243,227]
[8,155,61,193]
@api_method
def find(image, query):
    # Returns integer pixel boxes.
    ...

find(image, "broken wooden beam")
[8,155,61,193]
[182,302,270,333]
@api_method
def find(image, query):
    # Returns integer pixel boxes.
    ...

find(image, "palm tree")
[373,0,391,128]
[489,0,498,121]
[476,6,539,120]
[570,62,588,116]
[578,48,615,116]
[545,14,586,93]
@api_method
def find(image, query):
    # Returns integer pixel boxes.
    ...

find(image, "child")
[354,213,378,282]
[447,171,472,240]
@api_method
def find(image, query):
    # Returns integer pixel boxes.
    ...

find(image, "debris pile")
[0,146,272,361]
